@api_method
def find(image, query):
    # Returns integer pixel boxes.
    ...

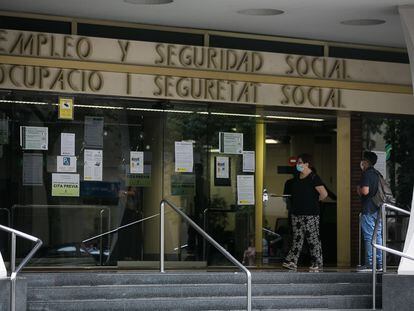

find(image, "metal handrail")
[0,224,42,311]
[161,199,252,311]
[203,208,239,261]
[371,203,411,310]
[82,213,160,243]
[12,204,111,266]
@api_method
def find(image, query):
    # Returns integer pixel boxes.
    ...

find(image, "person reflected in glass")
[282,153,328,272]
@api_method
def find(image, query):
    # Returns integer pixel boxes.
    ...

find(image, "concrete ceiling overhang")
[1,0,414,48]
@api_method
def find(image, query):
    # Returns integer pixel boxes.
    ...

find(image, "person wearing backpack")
[357,151,383,272]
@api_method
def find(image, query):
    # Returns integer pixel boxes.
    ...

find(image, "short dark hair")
[363,151,378,166]
[297,153,313,168]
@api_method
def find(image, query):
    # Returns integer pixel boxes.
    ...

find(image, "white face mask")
[360,161,365,171]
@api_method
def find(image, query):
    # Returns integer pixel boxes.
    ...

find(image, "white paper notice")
[84,149,103,181]
[61,133,75,156]
[237,175,255,205]
[52,173,80,197]
[219,132,243,154]
[243,151,255,172]
[373,150,387,179]
[20,126,48,150]
[57,156,77,173]
[216,156,229,179]
[130,151,144,174]
[175,141,193,173]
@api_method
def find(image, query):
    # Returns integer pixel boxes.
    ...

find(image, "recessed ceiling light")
[265,138,281,144]
[237,8,284,16]
[340,19,386,26]
[124,0,173,4]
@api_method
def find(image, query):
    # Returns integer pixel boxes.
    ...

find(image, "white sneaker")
[282,261,297,271]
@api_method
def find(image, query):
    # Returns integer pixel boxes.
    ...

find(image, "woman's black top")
[290,172,323,216]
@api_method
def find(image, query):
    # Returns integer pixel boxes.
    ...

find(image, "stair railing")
[0,224,42,311]
[371,203,412,310]
[160,199,252,311]
[82,213,160,263]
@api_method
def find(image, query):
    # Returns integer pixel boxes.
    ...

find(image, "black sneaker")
[357,265,372,272]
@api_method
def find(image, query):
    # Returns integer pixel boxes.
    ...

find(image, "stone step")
[23,271,376,287]
[28,283,375,300]
[27,295,376,310]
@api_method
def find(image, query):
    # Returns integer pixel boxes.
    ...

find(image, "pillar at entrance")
[398,186,414,274]
[399,5,414,93]
[0,251,6,277]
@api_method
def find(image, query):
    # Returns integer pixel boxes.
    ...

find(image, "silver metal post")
[371,208,381,310]
[11,232,16,273]
[381,207,387,273]
[10,276,16,311]
[10,232,16,311]
[160,201,165,273]
[247,270,252,311]
[107,209,111,264]
[203,208,208,261]
[99,209,104,266]
[358,212,362,267]
[140,210,144,261]
[372,242,377,310]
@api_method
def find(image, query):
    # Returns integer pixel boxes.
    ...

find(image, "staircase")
[24,271,381,310]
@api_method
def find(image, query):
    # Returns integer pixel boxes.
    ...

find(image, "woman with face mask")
[282,153,328,272]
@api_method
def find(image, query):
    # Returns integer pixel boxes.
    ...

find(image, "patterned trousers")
[285,215,323,266]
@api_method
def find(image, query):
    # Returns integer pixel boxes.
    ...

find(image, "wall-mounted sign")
[58,97,74,120]
[130,151,144,174]
[20,126,48,150]
[243,151,255,172]
[61,133,75,156]
[237,175,255,205]
[219,132,243,154]
[57,156,77,173]
[216,156,229,179]
[52,173,80,197]
[126,173,151,187]
[84,149,103,181]
[175,141,193,173]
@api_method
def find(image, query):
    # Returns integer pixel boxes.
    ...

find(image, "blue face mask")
[296,164,304,172]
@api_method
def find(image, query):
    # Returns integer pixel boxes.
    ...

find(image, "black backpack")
[372,169,395,208]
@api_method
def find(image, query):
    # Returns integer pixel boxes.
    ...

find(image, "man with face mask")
[282,153,328,272]
[357,151,383,272]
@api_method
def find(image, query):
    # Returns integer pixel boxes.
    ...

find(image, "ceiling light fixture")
[237,8,285,16]
[265,115,324,122]
[124,0,173,5]
[265,139,280,144]
[340,19,386,26]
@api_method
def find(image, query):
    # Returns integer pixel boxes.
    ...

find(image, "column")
[337,112,351,267]
[255,114,265,263]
